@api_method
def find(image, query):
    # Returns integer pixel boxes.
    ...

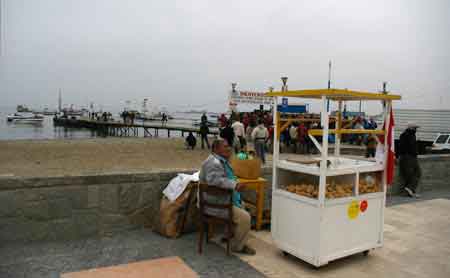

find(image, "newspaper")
[162,172,199,202]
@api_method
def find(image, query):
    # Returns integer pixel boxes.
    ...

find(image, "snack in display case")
[283,183,355,199]
[285,184,318,198]
[359,172,382,194]
[325,183,353,199]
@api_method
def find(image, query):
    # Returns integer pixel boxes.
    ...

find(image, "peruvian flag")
[376,107,395,185]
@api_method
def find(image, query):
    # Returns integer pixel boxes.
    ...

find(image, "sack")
[154,182,199,238]
[230,158,261,179]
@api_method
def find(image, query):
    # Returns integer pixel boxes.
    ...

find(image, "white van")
[432,133,450,151]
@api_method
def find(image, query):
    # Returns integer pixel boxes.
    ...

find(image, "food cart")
[266,88,401,267]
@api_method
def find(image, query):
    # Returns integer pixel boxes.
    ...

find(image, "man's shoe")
[404,187,414,198]
[239,245,256,255]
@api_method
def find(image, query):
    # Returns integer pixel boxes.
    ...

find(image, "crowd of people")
[186,111,273,164]
[186,111,387,162]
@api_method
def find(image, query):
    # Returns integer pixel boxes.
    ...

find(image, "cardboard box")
[230,158,262,179]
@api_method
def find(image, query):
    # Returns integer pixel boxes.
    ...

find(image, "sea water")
[0,107,216,141]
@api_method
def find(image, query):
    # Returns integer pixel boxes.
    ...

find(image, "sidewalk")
[0,230,264,278]
[238,198,450,278]
[1,191,449,277]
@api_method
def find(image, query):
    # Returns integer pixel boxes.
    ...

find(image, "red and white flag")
[376,107,395,185]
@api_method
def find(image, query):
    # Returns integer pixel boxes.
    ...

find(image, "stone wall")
[0,171,194,242]
[389,154,450,194]
[1,154,449,243]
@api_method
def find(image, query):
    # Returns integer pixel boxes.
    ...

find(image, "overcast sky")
[0,0,449,113]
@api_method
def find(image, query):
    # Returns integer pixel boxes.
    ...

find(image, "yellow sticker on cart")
[347,200,360,220]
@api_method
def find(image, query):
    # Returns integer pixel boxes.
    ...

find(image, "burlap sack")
[154,183,198,238]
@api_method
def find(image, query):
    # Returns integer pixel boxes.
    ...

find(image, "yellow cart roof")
[265,88,401,101]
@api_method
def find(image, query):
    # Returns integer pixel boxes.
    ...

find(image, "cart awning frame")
[266,88,401,101]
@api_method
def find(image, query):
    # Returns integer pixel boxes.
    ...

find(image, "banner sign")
[230,90,274,105]
[282,97,288,108]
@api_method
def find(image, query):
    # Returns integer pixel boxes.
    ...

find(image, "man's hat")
[407,122,420,129]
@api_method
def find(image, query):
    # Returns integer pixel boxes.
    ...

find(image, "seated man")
[199,138,255,255]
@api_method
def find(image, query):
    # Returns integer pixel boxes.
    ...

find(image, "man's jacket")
[199,154,237,218]
[398,129,418,157]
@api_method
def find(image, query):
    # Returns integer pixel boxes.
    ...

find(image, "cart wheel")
[363,250,370,256]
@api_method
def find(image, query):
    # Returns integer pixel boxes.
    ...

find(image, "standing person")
[289,124,298,153]
[130,112,135,125]
[249,112,257,128]
[397,123,421,198]
[365,134,377,158]
[199,122,210,149]
[201,112,208,124]
[297,122,307,154]
[220,120,235,147]
[219,114,228,128]
[251,120,269,164]
[232,118,246,152]
[161,113,165,126]
[242,113,250,132]
[199,139,255,255]
[281,127,291,152]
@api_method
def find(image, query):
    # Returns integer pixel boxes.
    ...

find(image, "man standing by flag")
[397,123,421,198]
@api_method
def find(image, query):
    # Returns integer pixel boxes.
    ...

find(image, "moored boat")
[7,113,44,123]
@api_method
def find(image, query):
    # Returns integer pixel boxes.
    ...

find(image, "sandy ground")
[0,138,215,177]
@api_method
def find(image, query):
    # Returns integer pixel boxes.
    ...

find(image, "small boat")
[193,119,218,128]
[16,105,32,113]
[7,112,44,123]
[35,108,58,116]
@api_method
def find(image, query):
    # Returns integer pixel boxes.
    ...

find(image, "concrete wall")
[1,155,449,243]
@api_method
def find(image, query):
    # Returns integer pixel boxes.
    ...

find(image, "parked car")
[431,133,450,151]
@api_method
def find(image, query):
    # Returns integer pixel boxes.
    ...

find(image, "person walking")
[289,124,298,153]
[199,122,210,149]
[397,123,421,198]
[201,112,208,124]
[220,120,235,148]
[251,120,269,164]
[161,113,168,126]
[232,118,246,152]
[297,122,307,154]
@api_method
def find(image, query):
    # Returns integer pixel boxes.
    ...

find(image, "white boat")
[7,113,44,123]
[133,98,173,121]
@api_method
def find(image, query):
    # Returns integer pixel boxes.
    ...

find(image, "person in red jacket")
[296,122,307,154]
[219,114,228,128]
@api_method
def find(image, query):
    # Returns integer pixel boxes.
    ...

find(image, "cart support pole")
[319,96,329,206]
[379,100,391,245]
[273,96,279,191]
[335,100,342,156]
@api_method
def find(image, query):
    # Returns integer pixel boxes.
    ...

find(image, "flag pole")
[326,60,331,112]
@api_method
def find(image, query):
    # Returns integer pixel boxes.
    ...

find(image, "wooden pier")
[53,117,219,138]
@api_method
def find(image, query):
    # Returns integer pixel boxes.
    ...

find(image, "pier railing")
[53,117,219,138]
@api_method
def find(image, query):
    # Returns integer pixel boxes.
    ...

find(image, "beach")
[0,138,214,177]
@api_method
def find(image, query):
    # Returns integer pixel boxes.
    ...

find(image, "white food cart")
[267,88,401,267]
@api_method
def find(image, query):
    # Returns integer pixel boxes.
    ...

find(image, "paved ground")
[1,189,449,278]
[239,198,450,278]
[386,188,450,206]
[0,231,264,278]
